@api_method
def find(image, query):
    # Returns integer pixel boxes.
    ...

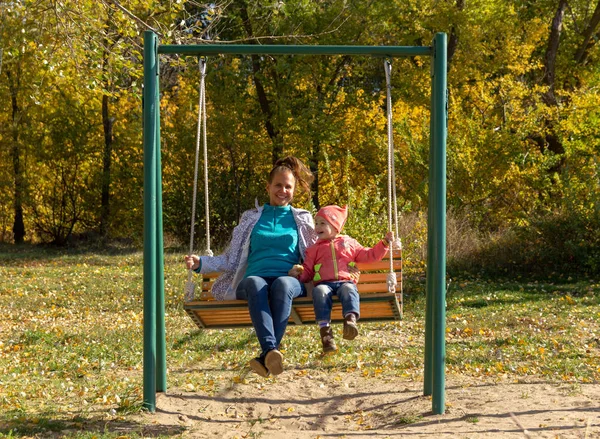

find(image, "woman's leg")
[236,276,277,355]
[269,276,305,348]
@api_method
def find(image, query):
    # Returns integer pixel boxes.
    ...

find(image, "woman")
[185,156,317,377]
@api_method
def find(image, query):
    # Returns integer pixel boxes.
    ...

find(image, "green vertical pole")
[155,61,167,393]
[143,30,158,412]
[431,32,447,415]
[423,62,435,396]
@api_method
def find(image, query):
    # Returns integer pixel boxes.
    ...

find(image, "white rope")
[384,59,400,293]
[200,59,213,258]
[185,58,211,302]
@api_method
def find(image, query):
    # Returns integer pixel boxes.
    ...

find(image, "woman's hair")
[269,156,314,195]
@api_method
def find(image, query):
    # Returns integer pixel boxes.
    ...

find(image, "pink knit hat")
[316,205,348,233]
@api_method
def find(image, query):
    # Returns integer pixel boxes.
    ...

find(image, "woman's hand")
[348,263,361,283]
[185,255,200,271]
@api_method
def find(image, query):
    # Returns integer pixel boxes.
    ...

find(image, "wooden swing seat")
[184,249,402,329]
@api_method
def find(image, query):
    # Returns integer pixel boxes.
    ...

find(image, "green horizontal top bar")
[157,44,432,57]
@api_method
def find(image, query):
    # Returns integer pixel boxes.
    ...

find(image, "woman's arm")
[185,255,202,271]
[292,208,317,258]
[185,208,259,274]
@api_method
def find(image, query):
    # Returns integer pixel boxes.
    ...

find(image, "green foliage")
[343,182,389,246]
[0,0,599,278]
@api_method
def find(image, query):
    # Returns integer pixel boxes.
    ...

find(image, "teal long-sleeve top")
[244,203,300,278]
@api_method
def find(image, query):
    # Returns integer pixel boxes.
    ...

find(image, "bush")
[450,209,600,278]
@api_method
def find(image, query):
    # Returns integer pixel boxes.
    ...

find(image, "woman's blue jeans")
[236,276,305,357]
[313,281,360,323]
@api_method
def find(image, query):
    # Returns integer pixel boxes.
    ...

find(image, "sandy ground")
[138,371,600,438]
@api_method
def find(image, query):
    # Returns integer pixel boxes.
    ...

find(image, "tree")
[0,1,50,243]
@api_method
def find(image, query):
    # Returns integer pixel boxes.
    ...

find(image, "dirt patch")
[139,372,600,438]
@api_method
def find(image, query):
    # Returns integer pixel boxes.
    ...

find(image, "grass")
[0,243,599,437]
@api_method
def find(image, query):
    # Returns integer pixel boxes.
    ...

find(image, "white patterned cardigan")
[196,202,317,300]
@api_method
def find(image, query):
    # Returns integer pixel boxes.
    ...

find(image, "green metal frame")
[142,31,447,414]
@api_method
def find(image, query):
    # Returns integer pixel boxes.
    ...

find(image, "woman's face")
[267,170,296,206]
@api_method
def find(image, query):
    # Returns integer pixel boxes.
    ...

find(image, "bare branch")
[201,17,352,44]
[102,0,163,36]
[574,0,600,64]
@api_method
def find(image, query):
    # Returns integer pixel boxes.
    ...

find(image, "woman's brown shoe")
[264,349,284,375]
[249,357,270,377]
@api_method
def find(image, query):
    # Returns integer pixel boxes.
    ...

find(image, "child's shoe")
[320,326,337,353]
[343,313,359,340]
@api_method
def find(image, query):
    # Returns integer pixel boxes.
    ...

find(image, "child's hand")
[288,264,304,278]
[348,264,361,283]
[384,231,394,244]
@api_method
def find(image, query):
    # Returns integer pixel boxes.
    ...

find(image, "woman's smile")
[267,170,296,206]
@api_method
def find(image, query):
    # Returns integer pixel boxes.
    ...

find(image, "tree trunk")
[309,142,320,210]
[236,0,282,164]
[100,11,118,238]
[6,69,25,244]
[542,0,568,106]
[529,0,568,169]
[225,142,242,220]
[307,58,350,209]
[447,0,465,68]
[574,0,600,64]
[101,93,113,237]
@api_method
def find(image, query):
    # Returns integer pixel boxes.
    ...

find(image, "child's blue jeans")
[312,281,360,323]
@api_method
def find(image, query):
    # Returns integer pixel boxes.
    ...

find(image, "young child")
[288,205,393,353]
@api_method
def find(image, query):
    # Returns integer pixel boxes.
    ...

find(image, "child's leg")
[313,283,334,325]
[337,282,360,340]
[337,282,360,320]
[313,283,336,353]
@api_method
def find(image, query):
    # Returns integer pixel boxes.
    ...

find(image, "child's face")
[314,215,338,240]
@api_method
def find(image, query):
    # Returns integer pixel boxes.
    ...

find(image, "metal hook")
[199,57,207,77]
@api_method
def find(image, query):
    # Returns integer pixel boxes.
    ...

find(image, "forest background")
[1,0,599,278]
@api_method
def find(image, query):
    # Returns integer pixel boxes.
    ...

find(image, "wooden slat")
[356,260,402,271]
[357,282,402,293]
[356,272,401,283]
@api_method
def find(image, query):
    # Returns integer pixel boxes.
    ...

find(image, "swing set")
[183,58,403,328]
[142,31,448,415]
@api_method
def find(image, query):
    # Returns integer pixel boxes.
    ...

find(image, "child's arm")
[288,264,304,278]
[384,231,394,244]
[288,246,316,283]
[353,232,393,263]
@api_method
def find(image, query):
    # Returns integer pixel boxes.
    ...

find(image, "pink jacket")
[298,235,389,284]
